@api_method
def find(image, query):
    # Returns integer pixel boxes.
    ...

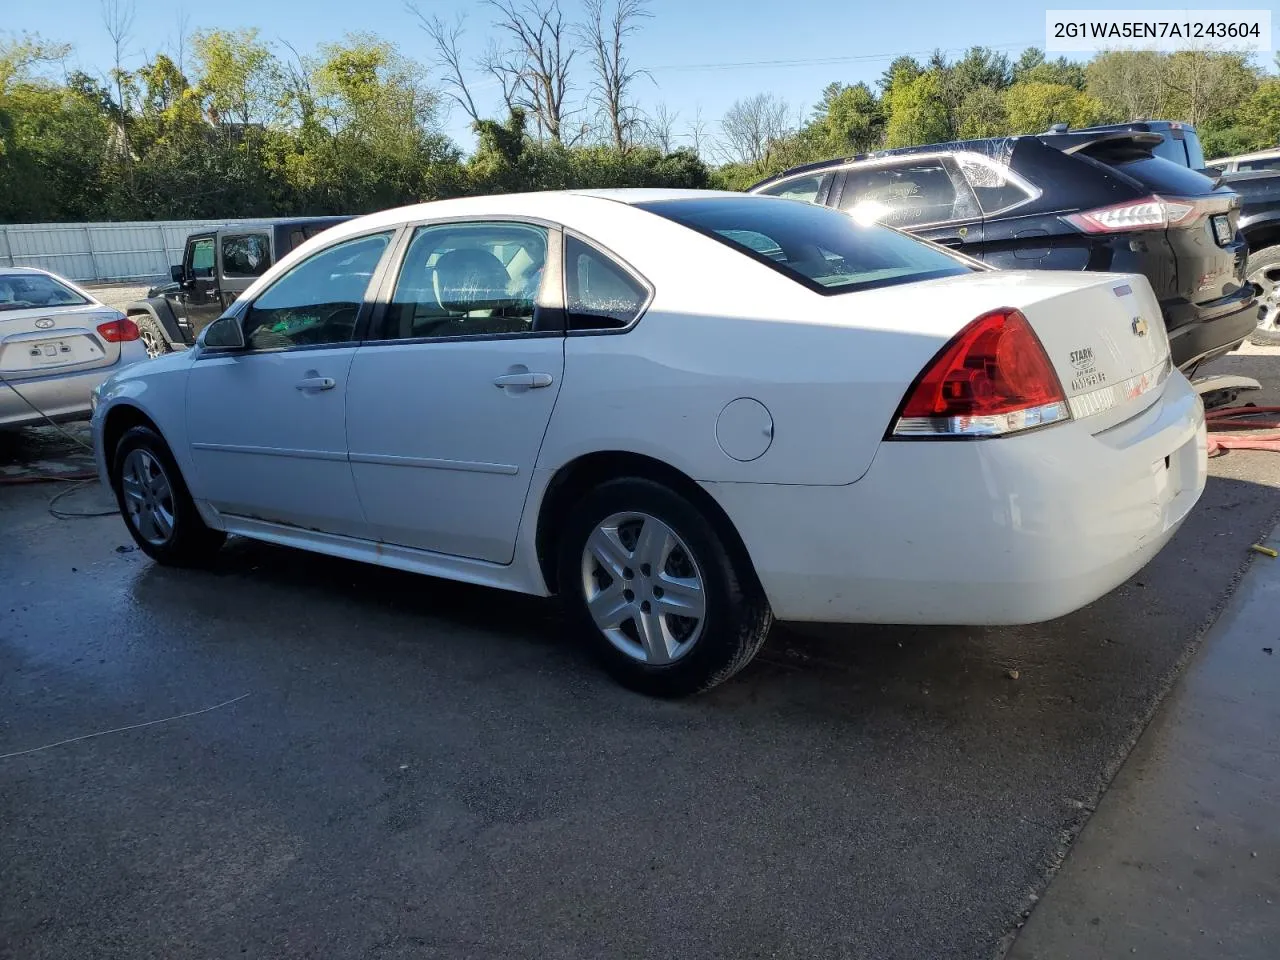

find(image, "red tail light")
[891,308,1070,438]
[96,317,140,343]
[1063,195,1207,233]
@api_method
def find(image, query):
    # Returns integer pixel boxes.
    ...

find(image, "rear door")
[0,273,122,380]
[217,232,271,308]
[832,156,984,252]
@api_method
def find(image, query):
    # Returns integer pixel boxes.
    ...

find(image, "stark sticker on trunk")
[1069,346,1107,393]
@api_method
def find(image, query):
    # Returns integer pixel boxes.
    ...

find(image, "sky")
[8,0,1279,153]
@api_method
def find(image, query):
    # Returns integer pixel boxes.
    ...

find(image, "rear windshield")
[1108,154,1220,196]
[0,273,90,312]
[636,196,973,295]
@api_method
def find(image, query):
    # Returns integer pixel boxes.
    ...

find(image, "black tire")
[1245,245,1280,346]
[558,477,773,697]
[133,313,172,359]
[110,425,225,566]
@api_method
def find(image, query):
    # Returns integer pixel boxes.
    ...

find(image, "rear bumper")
[1163,285,1259,370]
[705,373,1207,625]
[0,344,148,428]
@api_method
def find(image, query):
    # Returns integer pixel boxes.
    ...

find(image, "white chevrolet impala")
[92,190,1207,696]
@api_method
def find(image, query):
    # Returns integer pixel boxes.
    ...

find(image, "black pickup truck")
[1222,170,1280,344]
[126,216,352,357]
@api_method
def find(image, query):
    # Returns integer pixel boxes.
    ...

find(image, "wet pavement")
[3,347,1280,959]
[1008,524,1280,959]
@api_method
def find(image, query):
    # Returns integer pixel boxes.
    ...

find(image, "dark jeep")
[126,216,352,356]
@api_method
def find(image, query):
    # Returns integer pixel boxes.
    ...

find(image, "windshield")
[636,196,973,295]
[0,273,90,312]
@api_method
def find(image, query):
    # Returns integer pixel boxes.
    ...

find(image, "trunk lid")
[0,303,124,380]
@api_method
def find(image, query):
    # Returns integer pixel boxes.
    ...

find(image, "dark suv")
[750,130,1257,372]
[126,216,351,357]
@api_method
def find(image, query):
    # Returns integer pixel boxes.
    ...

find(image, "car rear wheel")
[133,313,172,359]
[111,425,225,566]
[1246,246,1280,346]
[558,477,773,697]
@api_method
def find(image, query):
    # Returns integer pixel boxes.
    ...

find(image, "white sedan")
[91,190,1207,696]
[1,267,148,428]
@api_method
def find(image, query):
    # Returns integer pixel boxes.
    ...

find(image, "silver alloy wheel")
[1251,261,1280,335]
[120,448,176,546]
[138,323,165,359]
[580,511,707,665]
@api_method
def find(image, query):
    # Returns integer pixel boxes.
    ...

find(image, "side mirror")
[202,315,246,350]
[171,264,184,282]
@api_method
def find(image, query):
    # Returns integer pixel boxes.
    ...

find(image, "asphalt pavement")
[1,350,1278,960]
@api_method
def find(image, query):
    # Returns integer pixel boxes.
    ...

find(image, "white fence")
[0,218,283,283]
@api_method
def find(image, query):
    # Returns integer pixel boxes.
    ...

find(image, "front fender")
[125,298,188,347]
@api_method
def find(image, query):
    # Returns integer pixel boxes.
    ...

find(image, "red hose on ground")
[1205,405,1280,456]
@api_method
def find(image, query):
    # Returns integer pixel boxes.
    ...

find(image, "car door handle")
[493,372,554,388]
[935,237,964,247]
[296,377,336,391]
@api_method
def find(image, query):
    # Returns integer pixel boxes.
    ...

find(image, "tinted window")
[188,238,215,277]
[756,173,828,204]
[565,236,648,330]
[637,196,973,295]
[1110,155,1220,195]
[1150,135,1189,167]
[0,273,89,311]
[838,159,978,227]
[221,234,270,278]
[379,221,549,340]
[1240,157,1280,172]
[243,232,391,350]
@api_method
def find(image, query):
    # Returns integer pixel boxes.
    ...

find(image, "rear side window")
[837,159,979,227]
[565,236,648,330]
[1240,157,1280,172]
[1108,155,1220,195]
[637,196,973,296]
[221,234,270,278]
[957,156,1037,215]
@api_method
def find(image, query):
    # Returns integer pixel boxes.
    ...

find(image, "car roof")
[1211,147,1280,164]
[0,266,55,277]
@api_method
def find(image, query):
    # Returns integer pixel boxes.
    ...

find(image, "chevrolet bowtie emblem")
[1132,317,1149,337]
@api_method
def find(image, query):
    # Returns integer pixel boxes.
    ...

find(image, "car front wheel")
[133,313,172,359]
[559,477,773,697]
[111,425,225,565]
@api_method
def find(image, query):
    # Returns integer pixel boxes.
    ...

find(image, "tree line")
[2,0,1279,223]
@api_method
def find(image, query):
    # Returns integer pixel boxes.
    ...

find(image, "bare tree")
[406,4,481,124]
[479,39,524,117]
[721,92,792,166]
[101,0,135,119]
[685,104,708,157]
[580,0,650,150]
[485,0,577,142]
[647,100,677,152]
[172,8,190,77]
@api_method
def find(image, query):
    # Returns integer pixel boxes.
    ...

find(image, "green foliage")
[1004,82,1106,134]
[884,71,950,148]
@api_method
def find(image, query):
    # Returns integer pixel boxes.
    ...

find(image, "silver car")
[0,267,149,428]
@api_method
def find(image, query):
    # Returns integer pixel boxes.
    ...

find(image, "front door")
[180,236,224,339]
[345,220,564,563]
[185,230,396,538]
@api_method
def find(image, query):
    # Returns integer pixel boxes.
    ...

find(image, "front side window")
[1240,156,1280,172]
[221,234,270,278]
[756,173,828,204]
[379,221,550,341]
[565,236,648,330]
[0,273,89,311]
[838,159,978,228]
[188,238,215,278]
[243,232,392,351]
[637,196,973,295]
